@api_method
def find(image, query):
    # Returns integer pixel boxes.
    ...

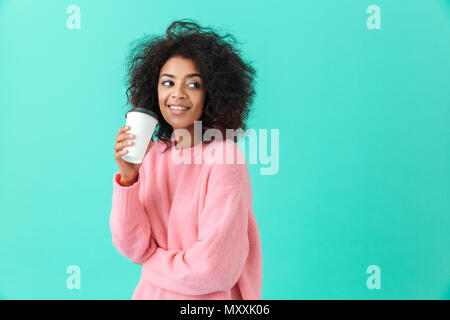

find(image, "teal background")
[0,0,449,299]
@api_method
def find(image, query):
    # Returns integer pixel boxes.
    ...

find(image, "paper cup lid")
[125,108,158,119]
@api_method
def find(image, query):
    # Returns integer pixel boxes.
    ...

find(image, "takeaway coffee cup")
[121,108,158,164]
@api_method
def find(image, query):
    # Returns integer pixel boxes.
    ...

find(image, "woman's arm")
[141,184,250,296]
[110,172,157,264]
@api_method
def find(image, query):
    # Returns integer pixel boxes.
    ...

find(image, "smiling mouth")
[167,105,191,110]
[167,104,191,115]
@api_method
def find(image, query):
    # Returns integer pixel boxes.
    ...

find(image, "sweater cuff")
[111,172,145,223]
[113,172,139,188]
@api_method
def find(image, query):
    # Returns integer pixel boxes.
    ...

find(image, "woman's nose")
[171,84,187,99]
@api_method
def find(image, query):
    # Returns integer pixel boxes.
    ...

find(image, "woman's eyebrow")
[160,73,202,79]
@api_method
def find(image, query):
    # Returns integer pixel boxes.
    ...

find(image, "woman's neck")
[174,129,202,150]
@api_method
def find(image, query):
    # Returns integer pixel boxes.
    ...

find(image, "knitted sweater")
[110,137,262,299]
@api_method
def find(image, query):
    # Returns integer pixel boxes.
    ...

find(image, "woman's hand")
[114,125,154,186]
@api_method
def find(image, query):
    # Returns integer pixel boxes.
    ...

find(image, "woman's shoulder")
[204,138,250,191]
[203,137,247,166]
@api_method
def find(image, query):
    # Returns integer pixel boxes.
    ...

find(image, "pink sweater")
[110,137,263,300]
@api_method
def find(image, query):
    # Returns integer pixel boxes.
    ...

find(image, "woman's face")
[158,55,206,136]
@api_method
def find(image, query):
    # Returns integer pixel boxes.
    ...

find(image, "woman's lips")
[167,105,190,115]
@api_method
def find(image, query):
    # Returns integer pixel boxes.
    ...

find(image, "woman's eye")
[162,80,173,86]
[161,80,200,88]
[188,82,200,88]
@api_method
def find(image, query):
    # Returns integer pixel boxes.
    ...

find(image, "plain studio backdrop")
[0,0,449,299]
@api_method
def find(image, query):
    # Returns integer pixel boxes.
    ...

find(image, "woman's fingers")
[116,128,134,142]
[118,125,130,134]
[117,133,134,143]
[116,126,130,139]
[115,125,135,153]
[114,148,128,159]
[114,140,134,153]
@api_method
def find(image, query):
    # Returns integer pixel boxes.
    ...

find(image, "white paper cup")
[121,108,158,164]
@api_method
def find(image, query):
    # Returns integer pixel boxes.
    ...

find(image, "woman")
[110,19,262,300]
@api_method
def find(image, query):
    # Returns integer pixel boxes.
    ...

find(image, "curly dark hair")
[124,19,256,153]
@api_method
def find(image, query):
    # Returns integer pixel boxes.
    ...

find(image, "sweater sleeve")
[141,184,250,296]
[110,172,157,264]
